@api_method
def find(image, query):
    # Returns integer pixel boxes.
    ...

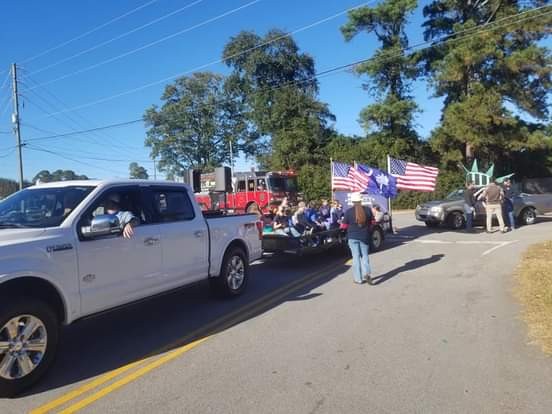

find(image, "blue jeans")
[348,239,371,283]
[503,201,515,229]
[464,203,474,230]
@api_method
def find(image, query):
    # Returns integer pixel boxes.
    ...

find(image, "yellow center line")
[31,258,350,413]
[58,337,209,414]
[29,360,144,414]
[59,262,348,412]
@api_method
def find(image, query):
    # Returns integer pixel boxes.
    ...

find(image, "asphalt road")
[4,214,552,413]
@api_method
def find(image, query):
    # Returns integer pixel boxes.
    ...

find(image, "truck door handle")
[144,237,160,246]
[194,231,204,238]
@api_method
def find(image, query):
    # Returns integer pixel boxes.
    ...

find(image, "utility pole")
[11,63,24,189]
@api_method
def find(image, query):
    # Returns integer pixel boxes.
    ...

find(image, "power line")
[0,149,16,158]
[0,95,11,119]
[27,141,152,161]
[0,69,10,92]
[20,0,162,65]
[26,0,263,91]
[27,0,381,120]
[28,0,208,76]
[25,146,129,176]
[19,74,147,153]
[26,143,153,163]
[25,119,143,142]
[20,123,58,135]
[29,4,549,130]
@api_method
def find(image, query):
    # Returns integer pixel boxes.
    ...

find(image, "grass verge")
[515,241,552,355]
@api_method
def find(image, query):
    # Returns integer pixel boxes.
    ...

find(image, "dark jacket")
[464,188,476,207]
[343,206,373,243]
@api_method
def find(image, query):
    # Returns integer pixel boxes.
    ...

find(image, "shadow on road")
[373,254,445,285]
[18,250,350,398]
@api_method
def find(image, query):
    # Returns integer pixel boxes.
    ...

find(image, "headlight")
[429,206,443,214]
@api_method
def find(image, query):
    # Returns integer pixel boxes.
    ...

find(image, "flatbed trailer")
[262,223,385,256]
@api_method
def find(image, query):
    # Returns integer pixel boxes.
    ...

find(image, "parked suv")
[415,187,552,229]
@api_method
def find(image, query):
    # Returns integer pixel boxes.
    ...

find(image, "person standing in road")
[480,180,506,233]
[502,179,516,231]
[342,193,374,285]
[463,181,476,231]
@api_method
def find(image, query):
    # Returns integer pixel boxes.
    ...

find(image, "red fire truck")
[195,170,299,212]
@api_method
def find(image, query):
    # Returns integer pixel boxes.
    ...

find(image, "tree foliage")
[422,0,552,168]
[0,178,31,199]
[144,72,257,178]
[128,162,149,179]
[32,169,88,183]
[341,0,421,156]
[223,29,336,171]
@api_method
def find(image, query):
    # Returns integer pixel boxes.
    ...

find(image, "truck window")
[152,190,195,222]
[257,179,266,191]
[83,187,147,226]
[248,180,255,192]
[237,180,246,192]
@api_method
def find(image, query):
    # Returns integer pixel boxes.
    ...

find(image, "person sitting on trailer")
[319,199,332,229]
[292,203,311,234]
[330,200,344,229]
[273,207,301,237]
[372,204,385,223]
[306,201,325,231]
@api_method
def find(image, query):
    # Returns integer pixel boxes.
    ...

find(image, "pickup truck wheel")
[520,207,537,226]
[369,227,384,252]
[447,211,465,230]
[210,247,249,298]
[0,299,59,397]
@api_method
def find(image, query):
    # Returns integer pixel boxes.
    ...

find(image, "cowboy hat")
[350,192,363,203]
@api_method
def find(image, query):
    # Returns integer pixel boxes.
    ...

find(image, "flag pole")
[330,158,333,197]
[387,154,394,234]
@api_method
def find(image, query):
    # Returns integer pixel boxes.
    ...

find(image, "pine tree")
[422,0,551,171]
[341,0,421,161]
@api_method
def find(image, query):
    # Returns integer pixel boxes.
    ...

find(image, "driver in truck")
[104,194,139,239]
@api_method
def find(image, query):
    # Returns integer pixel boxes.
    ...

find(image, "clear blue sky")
[0,0,542,181]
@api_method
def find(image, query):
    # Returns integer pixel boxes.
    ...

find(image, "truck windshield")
[267,176,298,192]
[0,186,94,228]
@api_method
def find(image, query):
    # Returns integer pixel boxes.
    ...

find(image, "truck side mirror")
[81,214,121,239]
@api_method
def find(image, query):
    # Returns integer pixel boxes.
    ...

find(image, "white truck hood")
[0,228,48,247]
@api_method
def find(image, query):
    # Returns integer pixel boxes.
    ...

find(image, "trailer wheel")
[369,227,384,252]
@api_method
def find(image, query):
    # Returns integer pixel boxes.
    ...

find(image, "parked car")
[415,187,552,229]
[0,180,262,396]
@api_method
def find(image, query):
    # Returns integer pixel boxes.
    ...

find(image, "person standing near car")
[342,193,374,285]
[480,180,506,233]
[463,181,476,231]
[502,179,516,231]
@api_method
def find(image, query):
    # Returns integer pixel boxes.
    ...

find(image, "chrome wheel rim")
[227,256,245,291]
[525,210,536,224]
[0,315,47,380]
[454,214,463,229]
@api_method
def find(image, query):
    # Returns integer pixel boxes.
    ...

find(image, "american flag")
[349,164,371,192]
[331,161,354,191]
[389,157,439,192]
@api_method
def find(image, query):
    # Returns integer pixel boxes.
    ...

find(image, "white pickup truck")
[0,180,262,396]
